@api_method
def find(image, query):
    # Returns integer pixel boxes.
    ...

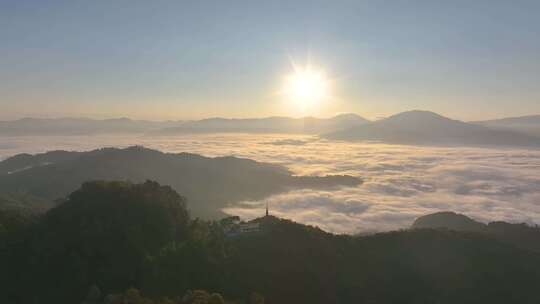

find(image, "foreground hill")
[412,211,486,232]
[325,110,540,147]
[2,181,540,304]
[151,113,369,135]
[412,211,540,252]
[473,115,540,137]
[0,147,360,218]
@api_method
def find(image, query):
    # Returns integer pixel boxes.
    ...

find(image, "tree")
[22,180,191,303]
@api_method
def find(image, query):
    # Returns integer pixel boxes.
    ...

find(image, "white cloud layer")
[2,134,540,234]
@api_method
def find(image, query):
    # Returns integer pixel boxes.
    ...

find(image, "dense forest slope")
[412,211,540,252]
[0,147,360,218]
[2,181,540,304]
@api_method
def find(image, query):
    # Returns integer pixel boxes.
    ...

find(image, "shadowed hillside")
[411,211,486,232]
[412,211,540,252]
[2,182,540,304]
[0,147,361,218]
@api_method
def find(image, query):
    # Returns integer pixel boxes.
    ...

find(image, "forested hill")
[0,147,360,218]
[2,181,540,304]
[412,211,540,253]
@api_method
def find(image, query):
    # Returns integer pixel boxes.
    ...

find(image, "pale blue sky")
[1,0,539,120]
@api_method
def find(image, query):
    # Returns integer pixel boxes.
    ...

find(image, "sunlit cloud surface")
[1,134,540,234]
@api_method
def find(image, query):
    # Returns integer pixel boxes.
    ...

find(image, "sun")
[282,64,331,113]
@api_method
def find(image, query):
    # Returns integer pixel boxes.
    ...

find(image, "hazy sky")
[1,1,539,121]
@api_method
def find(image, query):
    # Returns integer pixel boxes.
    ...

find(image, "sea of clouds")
[1,133,540,234]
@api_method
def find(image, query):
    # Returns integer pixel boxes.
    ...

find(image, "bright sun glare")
[282,64,331,113]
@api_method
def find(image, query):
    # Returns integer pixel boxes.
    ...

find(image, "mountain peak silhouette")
[326,110,540,147]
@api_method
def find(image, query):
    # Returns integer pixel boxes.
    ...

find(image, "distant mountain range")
[0,114,369,136]
[148,113,370,135]
[325,110,540,147]
[4,111,540,148]
[472,115,540,137]
[0,146,361,218]
[0,117,185,135]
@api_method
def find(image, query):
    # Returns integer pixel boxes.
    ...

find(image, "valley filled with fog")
[2,133,540,234]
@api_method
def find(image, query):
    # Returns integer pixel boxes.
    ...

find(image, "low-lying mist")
[2,133,540,234]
